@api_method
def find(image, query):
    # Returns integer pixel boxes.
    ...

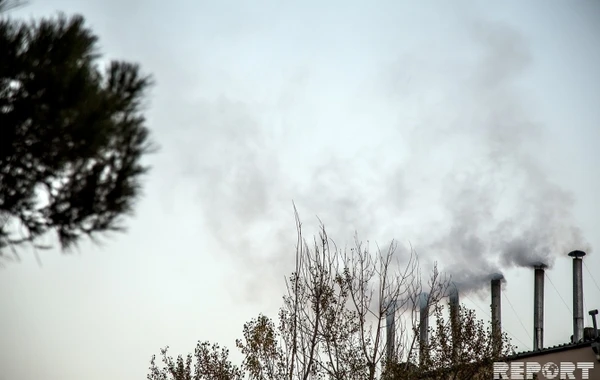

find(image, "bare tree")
[235,209,448,380]
[148,213,512,380]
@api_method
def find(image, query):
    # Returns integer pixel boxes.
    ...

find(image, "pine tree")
[0,12,155,254]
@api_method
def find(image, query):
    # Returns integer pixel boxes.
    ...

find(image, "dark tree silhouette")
[0,12,155,255]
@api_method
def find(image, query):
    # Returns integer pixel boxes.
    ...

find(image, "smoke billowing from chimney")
[425,21,590,295]
[448,265,505,298]
[168,13,589,302]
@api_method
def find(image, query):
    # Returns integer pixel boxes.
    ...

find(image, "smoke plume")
[421,20,589,295]
[168,15,588,300]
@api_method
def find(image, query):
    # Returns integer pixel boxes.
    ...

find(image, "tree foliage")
[0,12,154,255]
[148,216,515,380]
[384,303,514,379]
[148,342,243,380]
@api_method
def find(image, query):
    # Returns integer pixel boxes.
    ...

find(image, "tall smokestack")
[568,250,586,343]
[449,285,460,360]
[386,300,396,362]
[533,264,545,350]
[491,276,503,355]
[419,292,429,364]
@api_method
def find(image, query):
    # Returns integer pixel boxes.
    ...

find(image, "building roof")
[507,338,598,360]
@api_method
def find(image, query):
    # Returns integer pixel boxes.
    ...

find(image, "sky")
[1,0,600,379]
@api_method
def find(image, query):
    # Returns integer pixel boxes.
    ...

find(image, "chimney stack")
[419,292,430,364]
[386,300,396,362]
[568,250,586,343]
[491,276,503,355]
[449,285,460,360]
[533,264,546,350]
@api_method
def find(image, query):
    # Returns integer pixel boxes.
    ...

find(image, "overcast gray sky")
[1,1,600,379]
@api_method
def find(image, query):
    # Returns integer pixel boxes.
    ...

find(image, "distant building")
[390,337,599,379]
[498,338,599,379]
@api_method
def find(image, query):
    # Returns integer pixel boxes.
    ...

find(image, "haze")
[1,1,599,379]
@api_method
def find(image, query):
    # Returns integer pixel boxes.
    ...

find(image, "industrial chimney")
[449,285,460,360]
[568,250,586,343]
[533,264,546,350]
[491,276,503,355]
[386,299,397,362]
[419,292,430,364]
